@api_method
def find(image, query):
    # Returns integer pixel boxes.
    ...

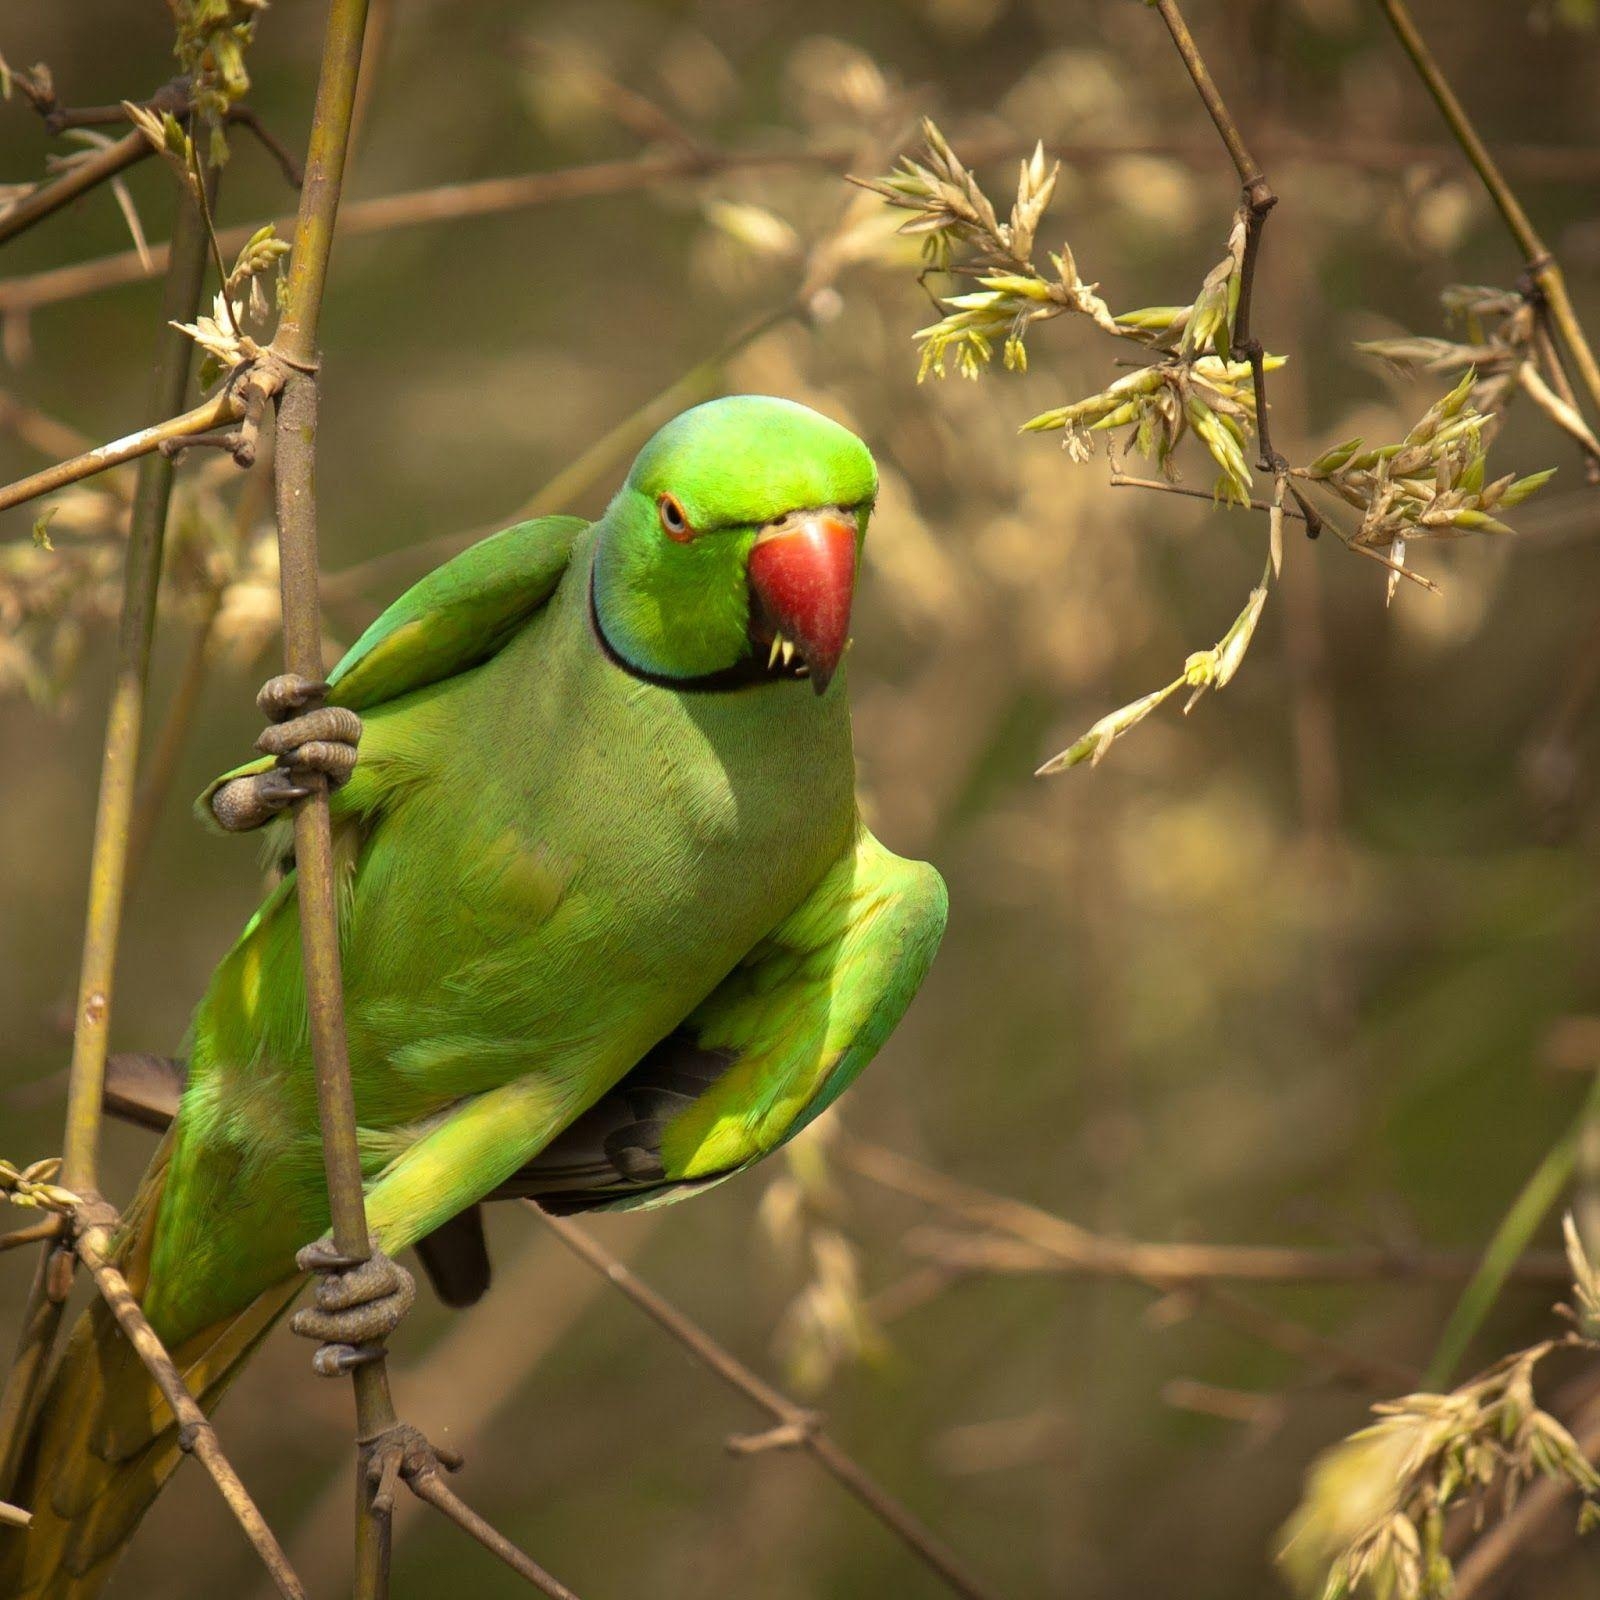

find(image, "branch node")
[1243,175,1277,218]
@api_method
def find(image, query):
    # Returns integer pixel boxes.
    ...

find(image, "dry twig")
[535,1205,1004,1600]
[74,1221,306,1600]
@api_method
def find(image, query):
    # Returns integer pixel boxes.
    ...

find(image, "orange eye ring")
[657,493,694,542]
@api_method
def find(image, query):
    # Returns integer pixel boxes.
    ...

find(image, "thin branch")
[0,390,134,499]
[521,39,709,161]
[1378,0,1600,434]
[74,1222,307,1600]
[265,1221,659,1600]
[1532,303,1600,486]
[0,388,246,516]
[1147,0,1265,191]
[1109,470,1307,520]
[0,1218,60,1255]
[0,76,196,251]
[8,129,1599,323]
[1148,0,1282,473]
[1112,466,1442,591]
[29,97,301,189]
[841,1140,1571,1288]
[223,106,306,189]
[404,1466,579,1600]
[534,1205,1004,1600]
[0,129,153,249]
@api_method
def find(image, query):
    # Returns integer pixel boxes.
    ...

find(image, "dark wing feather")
[490,1030,738,1213]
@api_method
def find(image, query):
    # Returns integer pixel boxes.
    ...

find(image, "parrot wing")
[324,513,587,710]
[502,822,948,1214]
[195,513,586,823]
[100,828,946,1303]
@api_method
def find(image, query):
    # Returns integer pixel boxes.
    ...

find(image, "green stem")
[1423,1076,1600,1389]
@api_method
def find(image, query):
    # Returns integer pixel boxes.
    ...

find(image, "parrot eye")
[657,493,694,542]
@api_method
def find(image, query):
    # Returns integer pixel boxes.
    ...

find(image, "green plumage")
[2,396,945,1598]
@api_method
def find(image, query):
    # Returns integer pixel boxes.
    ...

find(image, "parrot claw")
[210,766,313,832]
[210,679,363,832]
[310,1341,386,1378]
[256,673,330,721]
[291,1237,416,1375]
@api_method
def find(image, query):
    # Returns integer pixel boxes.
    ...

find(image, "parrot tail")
[0,1142,300,1600]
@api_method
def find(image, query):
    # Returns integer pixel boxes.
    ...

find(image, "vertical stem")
[0,174,214,1493]
[126,586,225,890]
[274,374,372,1266]
[1147,0,1264,188]
[275,0,369,364]
[266,1,386,1591]
[1147,0,1281,471]
[60,181,214,1195]
[1378,0,1600,423]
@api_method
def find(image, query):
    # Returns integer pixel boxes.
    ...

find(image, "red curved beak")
[747,512,858,695]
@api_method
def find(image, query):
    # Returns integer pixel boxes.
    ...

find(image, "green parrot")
[2,394,946,1598]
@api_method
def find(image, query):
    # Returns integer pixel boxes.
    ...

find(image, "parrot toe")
[290,1238,417,1375]
[210,766,312,831]
[210,685,364,831]
[254,703,363,788]
[255,672,331,720]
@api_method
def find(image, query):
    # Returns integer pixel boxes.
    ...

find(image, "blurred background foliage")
[3,0,1600,1595]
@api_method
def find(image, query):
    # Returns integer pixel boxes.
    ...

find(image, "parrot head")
[591,395,877,695]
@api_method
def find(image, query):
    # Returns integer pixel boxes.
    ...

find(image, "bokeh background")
[3,1,1600,1595]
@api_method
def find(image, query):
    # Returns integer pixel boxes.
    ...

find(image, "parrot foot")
[364,1423,465,1515]
[209,675,362,833]
[290,1236,416,1378]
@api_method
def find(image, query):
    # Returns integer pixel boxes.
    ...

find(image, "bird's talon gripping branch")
[256,671,329,721]
[209,677,362,832]
[290,1236,415,1378]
